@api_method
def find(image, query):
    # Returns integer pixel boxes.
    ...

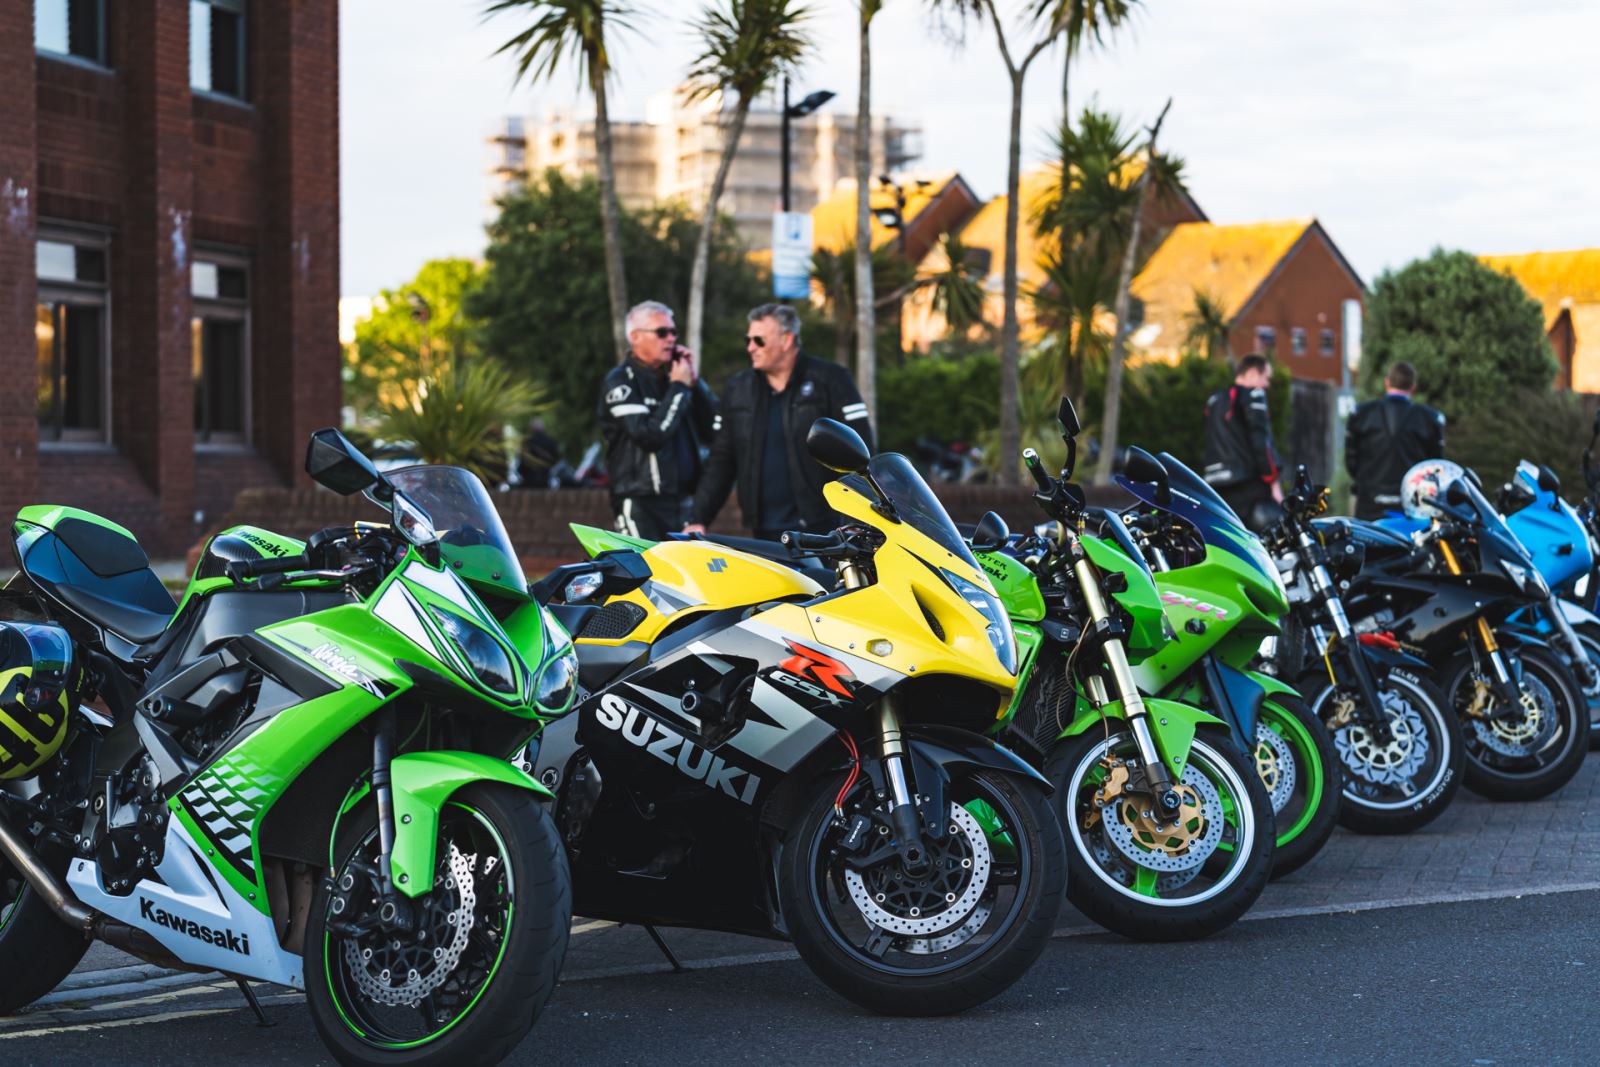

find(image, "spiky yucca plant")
[375,361,546,483]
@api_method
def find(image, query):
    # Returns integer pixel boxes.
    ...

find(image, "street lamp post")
[780,76,835,213]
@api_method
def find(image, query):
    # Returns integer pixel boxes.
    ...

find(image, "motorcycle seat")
[53,582,172,644]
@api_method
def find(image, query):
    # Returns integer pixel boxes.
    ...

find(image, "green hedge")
[877,353,1001,457]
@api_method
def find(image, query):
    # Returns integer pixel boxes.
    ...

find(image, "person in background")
[516,417,561,489]
[686,303,873,540]
[1202,353,1283,531]
[598,301,718,539]
[1345,360,1446,519]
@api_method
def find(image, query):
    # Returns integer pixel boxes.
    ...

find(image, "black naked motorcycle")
[1260,468,1463,833]
[1332,472,1588,801]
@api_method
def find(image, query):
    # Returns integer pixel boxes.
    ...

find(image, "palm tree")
[929,0,1067,485]
[921,231,987,339]
[487,0,635,361]
[1094,98,1170,484]
[684,0,814,360]
[1030,247,1114,410]
[1184,289,1232,364]
[1030,0,1138,214]
[854,1,885,425]
[812,240,919,365]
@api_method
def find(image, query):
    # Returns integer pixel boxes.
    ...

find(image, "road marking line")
[571,919,618,935]
[0,1006,239,1040]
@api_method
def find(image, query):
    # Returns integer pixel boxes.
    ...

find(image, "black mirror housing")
[1056,396,1081,439]
[806,418,871,474]
[1537,465,1561,495]
[306,428,385,497]
[971,511,1009,552]
[1444,480,1471,508]
[1122,446,1171,505]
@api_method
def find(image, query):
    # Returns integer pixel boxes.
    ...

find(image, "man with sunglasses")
[599,300,719,539]
[686,303,872,540]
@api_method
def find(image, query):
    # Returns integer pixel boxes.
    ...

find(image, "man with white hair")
[598,300,718,540]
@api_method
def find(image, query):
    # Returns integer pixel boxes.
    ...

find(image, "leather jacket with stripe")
[1201,384,1281,489]
[598,357,719,500]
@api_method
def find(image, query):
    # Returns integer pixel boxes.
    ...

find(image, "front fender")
[387,752,552,898]
[907,724,1051,792]
[1059,696,1225,779]
[1244,670,1301,703]
[1358,640,1432,677]
[571,522,654,557]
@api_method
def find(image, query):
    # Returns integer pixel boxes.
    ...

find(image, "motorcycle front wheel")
[1566,620,1600,748]
[780,767,1066,1016]
[1257,697,1341,879]
[306,784,572,1067]
[1447,645,1589,801]
[1045,726,1274,942]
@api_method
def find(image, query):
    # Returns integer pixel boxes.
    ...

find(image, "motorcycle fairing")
[1506,465,1593,591]
[1056,695,1225,779]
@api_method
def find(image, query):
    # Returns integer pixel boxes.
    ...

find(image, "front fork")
[1072,555,1182,812]
[1544,596,1599,693]
[1438,538,1523,712]
[1298,531,1395,744]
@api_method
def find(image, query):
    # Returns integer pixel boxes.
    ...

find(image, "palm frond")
[686,0,815,103]
[375,360,547,482]
[483,0,638,89]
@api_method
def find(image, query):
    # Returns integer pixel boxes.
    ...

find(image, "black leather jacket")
[598,357,718,500]
[1202,384,1281,489]
[692,353,873,530]
[1346,394,1445,517]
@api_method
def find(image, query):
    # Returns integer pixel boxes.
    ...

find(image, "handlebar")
[225,552,311,583]
[782,530,841,552]
[1023,449,1053,493]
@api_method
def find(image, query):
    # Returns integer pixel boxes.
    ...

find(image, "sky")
[339,0,1600,298]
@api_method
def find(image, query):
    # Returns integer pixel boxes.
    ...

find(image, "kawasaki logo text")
[596,694,761,804]
[139,897,251,955]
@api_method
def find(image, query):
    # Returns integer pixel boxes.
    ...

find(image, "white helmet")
[1401,459,1466,521]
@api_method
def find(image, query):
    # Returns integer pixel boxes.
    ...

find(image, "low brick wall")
[207,481,1132,576]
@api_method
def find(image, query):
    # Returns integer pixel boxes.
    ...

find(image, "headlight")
[942,569,1017,674]
[534,649,577,711]
[429,605,517,695]
[1500,559,1549,598]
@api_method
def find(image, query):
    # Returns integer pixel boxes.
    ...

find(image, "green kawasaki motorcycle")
[987,400,1278,941]
[0,430,575,1067]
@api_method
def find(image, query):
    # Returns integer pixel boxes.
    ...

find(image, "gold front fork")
[1439,538,1499,653]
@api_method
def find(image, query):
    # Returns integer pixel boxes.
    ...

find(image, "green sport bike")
[984,400,1278,941]
[0,430,575,1067]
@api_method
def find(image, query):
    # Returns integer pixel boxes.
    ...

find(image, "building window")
[1320,328,1336,356]
[35,0,108,65]
[190,0,247,100]
[36,231,111,444]
[192,256,249,444]
[1254,325,1276,354]
[1291,327,1307,355]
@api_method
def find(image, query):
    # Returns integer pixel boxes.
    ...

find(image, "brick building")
[1,0,340,556]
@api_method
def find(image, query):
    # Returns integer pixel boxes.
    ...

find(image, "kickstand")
[235,978,274,1027]
[643,924,684,973]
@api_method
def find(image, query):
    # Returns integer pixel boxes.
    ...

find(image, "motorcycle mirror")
[306,428,389,499]
[1537,464,1561,495]
[971,511,1010,552]
[1445,480,1471,508]
[1122,446,1171,506]
[1056,396,1081,439]
[1464,467,1484,491]
[806,418,871,474]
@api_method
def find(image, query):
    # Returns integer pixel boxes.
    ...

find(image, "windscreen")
[386,466,527,597]
[867,453,979,569]
[1452,476,1533,567]
[1117,453,1276,582]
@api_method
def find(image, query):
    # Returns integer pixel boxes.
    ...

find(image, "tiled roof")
[1128,219,1313,355]
[1479,248,1600,329]
[811,171,962,253]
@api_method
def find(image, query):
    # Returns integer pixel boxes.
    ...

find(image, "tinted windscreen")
[868,453,979,568]
[1157,452,1245,527]
[386,466,527,595]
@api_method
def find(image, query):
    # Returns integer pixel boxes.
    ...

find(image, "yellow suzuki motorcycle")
[528,420,1066,1015]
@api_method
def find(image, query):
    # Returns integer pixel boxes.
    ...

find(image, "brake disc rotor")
[342,844,476,1008]
[1334,689,1429,786]
[1254,724,1296,814]
[1472,674,1556,756]
[844,802,992,940]
[1100,763,1224,873]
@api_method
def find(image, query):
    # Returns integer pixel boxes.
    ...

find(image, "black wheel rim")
[323,803,515,1049]
[1452,655,1577,777]
[805,773,1032,977]
[1318,677,1451,811]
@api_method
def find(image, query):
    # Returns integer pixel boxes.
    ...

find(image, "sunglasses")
[647,326,678,339]
[745,335,767,348]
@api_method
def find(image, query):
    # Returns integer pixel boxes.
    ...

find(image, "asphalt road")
[5,887,1597,1066]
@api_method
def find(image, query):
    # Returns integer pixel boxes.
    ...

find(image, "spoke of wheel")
[1132,866,1160,897]
[419,992,440,1032]
[862,925,895,959]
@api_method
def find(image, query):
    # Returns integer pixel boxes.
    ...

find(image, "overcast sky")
[340,0,1600,297]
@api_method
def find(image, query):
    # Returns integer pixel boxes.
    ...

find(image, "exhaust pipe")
[0,813,95,933]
